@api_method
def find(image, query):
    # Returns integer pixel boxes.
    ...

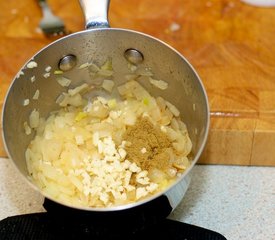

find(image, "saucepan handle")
[79,0,110,29]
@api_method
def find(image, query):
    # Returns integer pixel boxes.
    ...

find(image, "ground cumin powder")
[123,117,172,171]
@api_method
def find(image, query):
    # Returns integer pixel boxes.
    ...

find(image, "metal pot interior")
[2,28,209,211]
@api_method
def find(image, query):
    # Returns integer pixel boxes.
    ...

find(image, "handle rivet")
[124,49,144,64]
[59,54,77,71]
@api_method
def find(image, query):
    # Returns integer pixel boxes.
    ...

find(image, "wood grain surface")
[1,0,275,166]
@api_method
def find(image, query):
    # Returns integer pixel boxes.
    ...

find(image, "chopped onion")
[68,83,89,96]
[117,84,128,96]
[56,93,66,105]
[27,61,37,69]
[30,76,36,83]
[97,69,113,77]
[96,96,108,105]
[149,77,168,90]
[79,62,100,70]
[43,73,50,78]
[75,112,88,122]
[136,68,153,77]
[102,79,115,93]
[17,71,24,78]
[107,99,117,109]
[171,118,180,130]
[29,109,40,128]
[23,99,30,106]
[45,66,52,72]
[57,93,83,107]
[33,90,40,100]
[23,121,31,135]
[88,63,100,72]
[125,74,138,81]
[56,76,72,87]
[165,100,180,117]
[156,97,166,112]
[78,62,90,69]
[101,59,113,71]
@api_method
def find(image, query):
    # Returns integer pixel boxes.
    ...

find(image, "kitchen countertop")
[0,157,274,240]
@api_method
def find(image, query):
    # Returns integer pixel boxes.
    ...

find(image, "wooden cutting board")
[1,0,275,166]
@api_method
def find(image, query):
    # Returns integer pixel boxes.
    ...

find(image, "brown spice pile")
[123,117,172,171]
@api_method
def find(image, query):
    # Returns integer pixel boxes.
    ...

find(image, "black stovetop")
[0,197,227,240]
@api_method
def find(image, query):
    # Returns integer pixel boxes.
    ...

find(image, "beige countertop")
[0,157,274,239]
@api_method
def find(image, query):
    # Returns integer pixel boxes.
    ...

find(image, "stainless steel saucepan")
[2,0,210,213]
